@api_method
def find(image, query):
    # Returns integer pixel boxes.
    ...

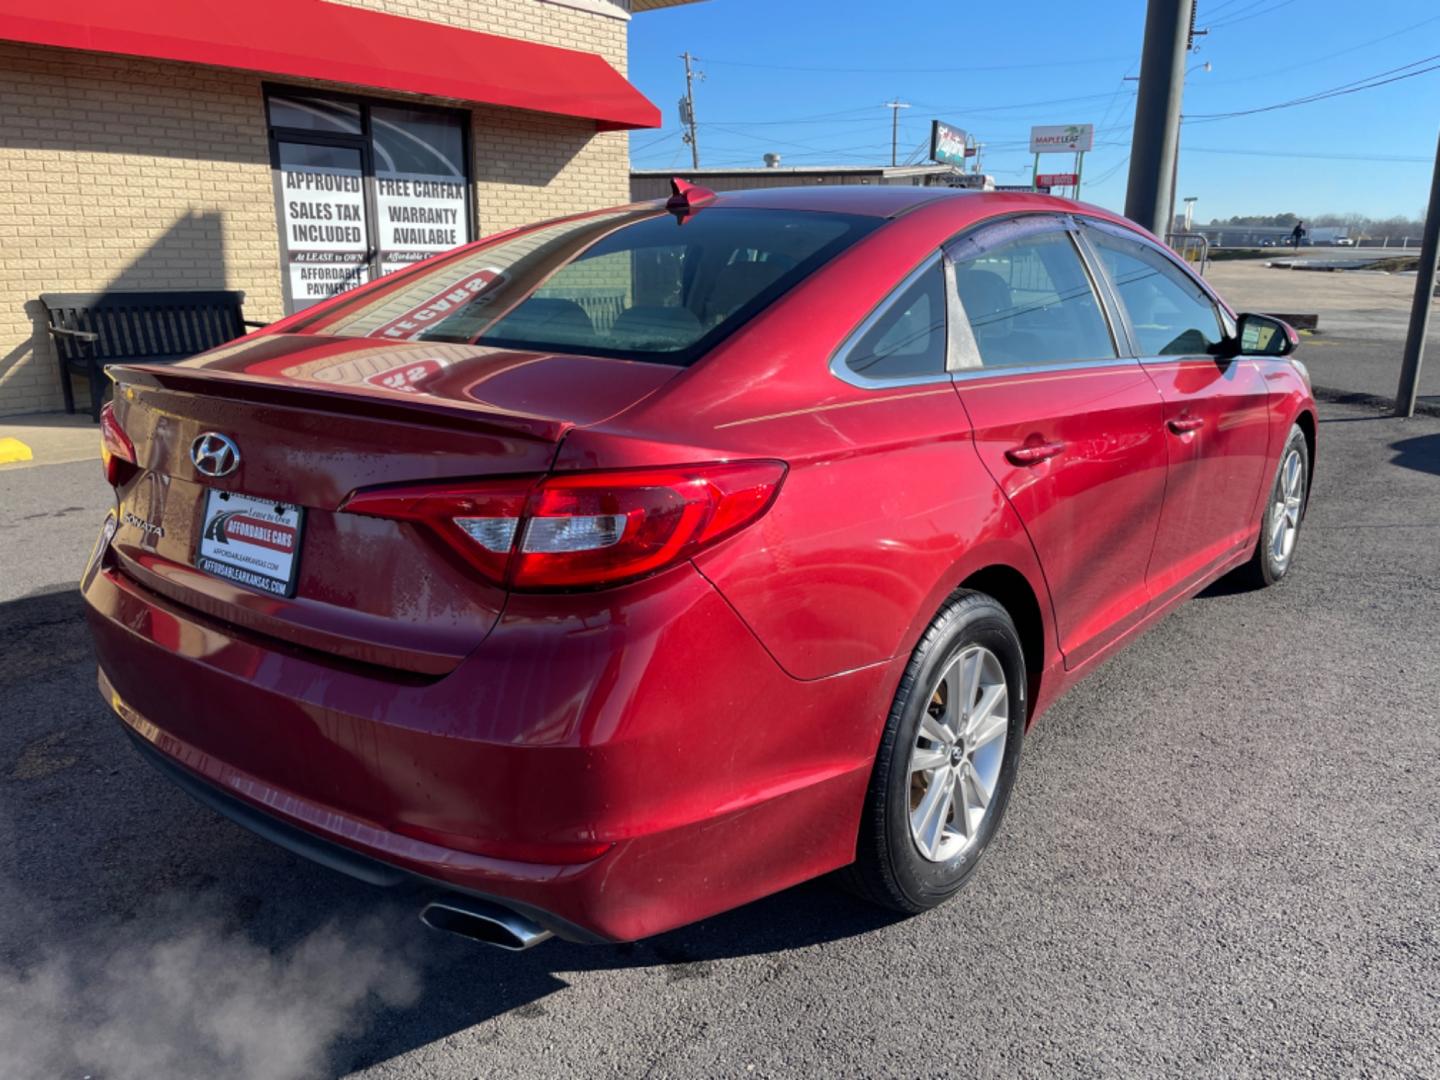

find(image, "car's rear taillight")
[341,461,786,591]
[99,402,137,487]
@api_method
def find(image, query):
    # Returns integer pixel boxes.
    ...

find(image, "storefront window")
[266,89,473,313]
[275,142,371,306]
[267,95,362,135]
[370,104,469,277]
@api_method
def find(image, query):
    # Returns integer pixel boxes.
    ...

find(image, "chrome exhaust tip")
[420,898,554,951]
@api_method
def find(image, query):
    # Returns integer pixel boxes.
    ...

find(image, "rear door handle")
[1168,417,1205,434]
[1005,441,1066,466]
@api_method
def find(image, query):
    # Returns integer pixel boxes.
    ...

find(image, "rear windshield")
[305,207,881,365]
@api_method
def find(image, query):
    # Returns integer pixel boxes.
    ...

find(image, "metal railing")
[1165,232,1210,276]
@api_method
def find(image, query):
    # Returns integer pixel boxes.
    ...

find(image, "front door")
[1078,219,1272,605]
[947,216,1168,669]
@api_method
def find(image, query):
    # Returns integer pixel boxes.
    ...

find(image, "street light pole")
[1167,62,1211,238]
[1125,0,1194,237]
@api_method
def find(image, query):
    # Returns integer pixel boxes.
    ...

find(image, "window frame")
[263,83,476,316]
[1073,215,1232,362]
[829,253,956,388]
[945,214,1126,375]
[830,211,1245,393]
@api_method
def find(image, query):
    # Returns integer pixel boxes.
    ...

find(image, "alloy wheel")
[1270,447,1305,566]
[907,645,1009,862]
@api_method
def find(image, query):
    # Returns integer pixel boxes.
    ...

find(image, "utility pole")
[1125,0,1195,237]
[679,51,701,169]
[884,99,910,167]
[1394,129,1440,417]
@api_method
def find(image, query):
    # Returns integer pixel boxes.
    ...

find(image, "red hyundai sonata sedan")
[84,184,1314,949]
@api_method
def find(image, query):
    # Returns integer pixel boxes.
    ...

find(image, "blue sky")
[628,0,1440,222]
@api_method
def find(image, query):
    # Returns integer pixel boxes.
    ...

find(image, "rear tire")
[1242,423,1309,587]
[845,591,1026,914]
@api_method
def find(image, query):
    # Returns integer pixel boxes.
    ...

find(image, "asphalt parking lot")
[2,395,1439,1079]
[1205,258,1440,408]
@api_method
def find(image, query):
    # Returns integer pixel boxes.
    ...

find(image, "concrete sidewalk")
[0,412,99,471]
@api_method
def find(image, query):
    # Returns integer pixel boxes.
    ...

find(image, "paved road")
[2,404,1438,1079]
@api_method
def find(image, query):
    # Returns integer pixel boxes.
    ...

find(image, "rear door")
[946,215,1167,669]
[1077,218,1272,605]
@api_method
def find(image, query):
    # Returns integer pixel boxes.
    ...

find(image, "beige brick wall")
[0,0,635,417]
[472,108,629,234]
[0,45,283,417]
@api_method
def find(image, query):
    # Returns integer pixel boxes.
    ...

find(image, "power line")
[1182,145,1433,164]
[1086,153,1132,188]
[1198,0,1258,20]
[691,53,1134,75]
[630,129,681,153]
[1207,0,1301,29]
[700,122,874,156]
[1185,53,1440,121]
[700,86,1140,130]
[1203,13,1440,88]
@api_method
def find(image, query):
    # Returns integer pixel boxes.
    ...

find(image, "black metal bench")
[40,290,265,421]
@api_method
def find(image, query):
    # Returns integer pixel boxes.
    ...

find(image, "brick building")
[0,0,696,417]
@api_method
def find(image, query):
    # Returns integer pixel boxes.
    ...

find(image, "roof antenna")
[667,176,717,222]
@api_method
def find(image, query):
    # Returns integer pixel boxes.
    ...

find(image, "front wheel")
[845,591,1026,914]
[1243,423,1309,587]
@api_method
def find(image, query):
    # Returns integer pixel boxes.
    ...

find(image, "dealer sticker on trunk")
[195,490,304,597]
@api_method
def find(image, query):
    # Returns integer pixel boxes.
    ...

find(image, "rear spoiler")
[111,364,570,443]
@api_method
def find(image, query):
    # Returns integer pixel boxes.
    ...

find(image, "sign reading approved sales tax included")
[279,158,370,306]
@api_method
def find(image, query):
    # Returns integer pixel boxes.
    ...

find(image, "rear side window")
[839,262,947,381]
[949,224,1117,368]
[303,208,880,366]
[1084,226,1223,356]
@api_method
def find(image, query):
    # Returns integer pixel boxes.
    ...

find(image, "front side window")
[1084,225,1224,357]
[948,221,1117,368]
[839,262,947,381]
[304,208,880,367]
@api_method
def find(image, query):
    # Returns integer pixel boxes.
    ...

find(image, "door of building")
[266,89,474,313]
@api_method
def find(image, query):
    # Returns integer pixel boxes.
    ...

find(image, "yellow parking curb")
[0,436,34,464]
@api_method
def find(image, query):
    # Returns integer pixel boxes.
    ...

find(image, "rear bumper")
[83,541,897,942]
[116,718,603,943]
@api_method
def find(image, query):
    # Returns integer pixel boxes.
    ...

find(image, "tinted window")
[841,263,947,381]
[307,208,880,367]
[950,228,1116,367]
[1086,228,1223,356]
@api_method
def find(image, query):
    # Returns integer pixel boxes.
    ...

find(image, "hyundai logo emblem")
[190,432,240,478]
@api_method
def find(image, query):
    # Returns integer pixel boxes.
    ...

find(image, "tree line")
[1205,212,1425,241]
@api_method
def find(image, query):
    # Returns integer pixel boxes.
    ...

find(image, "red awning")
[0,0,660,131]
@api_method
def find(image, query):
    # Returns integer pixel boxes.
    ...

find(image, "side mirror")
[1232,312,1299,357]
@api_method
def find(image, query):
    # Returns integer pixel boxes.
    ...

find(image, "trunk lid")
[107,334,678,675]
